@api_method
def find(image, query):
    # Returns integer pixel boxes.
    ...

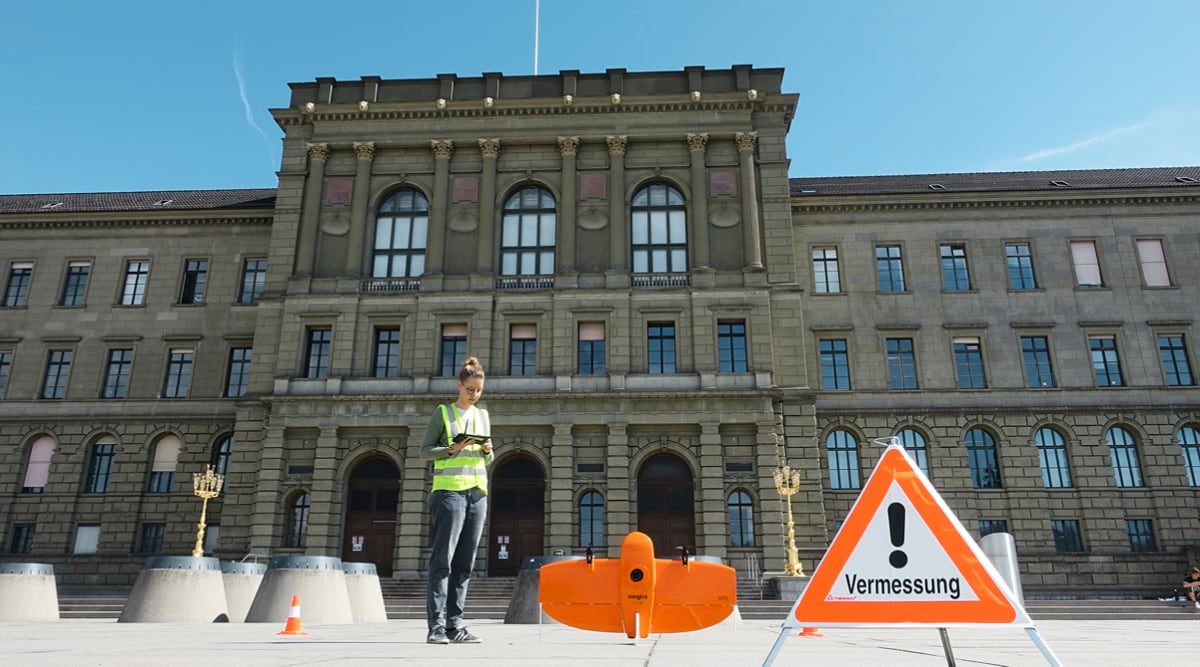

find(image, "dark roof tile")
[790,167,1200,197]
[0,189,277,214]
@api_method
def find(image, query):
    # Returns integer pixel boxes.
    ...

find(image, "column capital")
[352,141,376,160]
[686,133,709,153]
[306,142,330,162]
[606,135,628,156]
[558,136,580,157]
[478,138,501,158]
[430,139,454,160]
[735,131,758,153]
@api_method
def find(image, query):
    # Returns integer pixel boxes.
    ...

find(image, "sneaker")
[427,627,449,644]
[1194,601,1199,609]
[447,627,481,643]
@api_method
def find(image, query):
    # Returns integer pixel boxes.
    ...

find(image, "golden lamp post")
[191,464,224,557]
[773,461,805,577]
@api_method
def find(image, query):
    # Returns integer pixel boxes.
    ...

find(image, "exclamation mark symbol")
[888,502,908,568]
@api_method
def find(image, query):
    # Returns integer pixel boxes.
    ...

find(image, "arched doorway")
[487,455,545,576]
[342,456,399,576]
[637,453,695,557]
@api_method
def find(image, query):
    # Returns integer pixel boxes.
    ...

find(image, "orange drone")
[538,531,737,638]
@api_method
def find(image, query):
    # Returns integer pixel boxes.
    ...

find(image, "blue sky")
[3,0,1197,194]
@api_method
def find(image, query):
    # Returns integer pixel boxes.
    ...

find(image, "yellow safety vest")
[432,404,491,493]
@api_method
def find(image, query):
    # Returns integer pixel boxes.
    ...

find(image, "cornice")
[792,193,1200,214]
[0,215,274,230]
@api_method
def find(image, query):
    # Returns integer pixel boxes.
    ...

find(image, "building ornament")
[431,139,454,159]
[558,136,580,157]
[686,133,709,153]
[606,135,628,156]
[478,138,501,158]
[735,131,758,153]
[306,143,330,161]
[352,141,376,161]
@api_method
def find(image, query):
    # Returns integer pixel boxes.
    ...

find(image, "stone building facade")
[1,66,1198,596]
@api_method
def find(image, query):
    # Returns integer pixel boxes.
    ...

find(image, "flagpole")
[534,0,540,75]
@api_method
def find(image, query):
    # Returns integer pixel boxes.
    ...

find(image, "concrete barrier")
[0,562,60,621]
[505,555,585,624]
[117,556,229,623]
[342,562,388,623]
[980,532,1025,603]
[244,556,353,624]
[220,561,267,623]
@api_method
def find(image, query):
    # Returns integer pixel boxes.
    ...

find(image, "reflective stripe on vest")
[432,404,491,493]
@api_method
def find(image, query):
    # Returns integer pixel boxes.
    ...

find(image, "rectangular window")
[41,350,72,399]
[0,350,11,398]
[647,323,676,374]
[1005,242,1037,290]
[4,262,33,307]
[147,471,174,494]
[102,349,133,399]
[812,247,840,294]
[885,337,918,389]
[9,523,35,554]
[953,337,987,389]
[238,258,267,304]
[121,260,151,305]
[305,329,331,379]
[940,243,971,291]
[370,329,400,378]
[1070,241,1103,288]
[138,523,166,554]
[1020,335,1056,388]
[1125,519,1156,553]
[718,321,748,373]
[225,347,252,397]
[1050,519,1084,553]
[163,349,194,398]
[178,259,209,304]
[875,245,905,292]
[73,524,101,555]
[1089,335,1123,387]
[577,322,606,375]
[84,443,116,493]
[1136,239,1170,287]
[1158,335,1194,386]
[509,324,537,376]
[60,261,91,306]
[439,324,467,377]
[819,338,851,390]
[978,519,1008,538]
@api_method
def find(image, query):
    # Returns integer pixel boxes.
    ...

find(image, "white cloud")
[1019,121,1151,163]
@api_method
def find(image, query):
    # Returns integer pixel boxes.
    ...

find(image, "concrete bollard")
[118,556,229,623]
[0,562,60,621]
[244,556,353,624]
[980,532,1025,604]
[506,555,584,624]
[342,562,388,623]
[220,561,267,623]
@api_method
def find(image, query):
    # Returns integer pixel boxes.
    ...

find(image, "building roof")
[789,167,1200,197]
[0,189,277,215]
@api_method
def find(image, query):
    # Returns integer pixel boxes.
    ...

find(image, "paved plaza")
[0,617,1195,666]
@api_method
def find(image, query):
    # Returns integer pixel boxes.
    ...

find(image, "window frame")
[137,523,167,554]
[939,243,972,291]
[439,324,467,377]
[727,490,756,547]
[1125,518,1157,553]
[579,490,605,548]
[812,246,841,294]
[84,440,117,494]
[162,348,194,398]
[631,183,688,274]
[717,320,748,373]
[286,492,311,548]
[1135,239,1171,287]
[875,244,906,293]
[953,337,987,389]
[1089,335,1124,387]
[1177,425,1200,487]
[41,349,73,399]
[304,328,332,379]
[1157,334,1194,386]
[3,262,33,308]
[818,338,851,390]
[509,324,538,376]
[500,186,557,276]
[373,188,429,279]
[825,429,861,490]
[1020,335,1056,388]
[1106,425,1144,488]
[965,427,1002,489]
[238,258,267,304]
[1050,519,1084,552]
[120,260,151,306]
[646,322,676,374]
[225,346,252,397]
[178,258,209,305]
[885,337,918,390]
[59,261,92,307]
[371,328,400,378]
[1004,242,1037,290]
[1034,427,1073,488]
[102,348,134,399]
[577,322,606,375]
[1070,240,1103,288]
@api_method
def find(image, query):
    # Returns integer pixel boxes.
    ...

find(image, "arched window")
[211,434,234,477]
[373,189,428,278]
[1106,426,1144,488]
[579,490,604,547]
[631,183,687,274]
[727,490,755,547]
[1034,427,1072,488]
[149,435,181,493]
[1177,425,1200,486]
[825,429,860,490]
[22,435,56,493]
[286,492,311,548]
[896,428,930,478]
[501,186,556,276]
[84,436,118,493]
[965,427,1002,489]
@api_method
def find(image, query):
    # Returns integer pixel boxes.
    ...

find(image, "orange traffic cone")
[277,595,307,636]
[799,627,824,637]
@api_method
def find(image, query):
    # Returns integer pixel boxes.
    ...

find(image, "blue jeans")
[426,488,488,630]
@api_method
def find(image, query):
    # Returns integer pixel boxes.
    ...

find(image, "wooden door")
[487,456,545,576]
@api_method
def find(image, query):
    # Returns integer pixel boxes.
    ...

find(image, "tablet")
[453,433,490,444]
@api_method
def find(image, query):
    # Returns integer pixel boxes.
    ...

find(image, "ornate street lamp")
[191,464,224,557]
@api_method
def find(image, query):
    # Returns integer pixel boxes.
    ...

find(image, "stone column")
[248,426,286,554]
[686,133,710,269]
[698,422,727,558]
[307,426,340,550]
[425,140,454,275]
[606,136,628,272]
[477,139,500,273]
[346,141,375,276]
[296,143,329,277]
[557,136,579,274]
[736,132,763,269]
[548,421,576,551]
[605,422,631,554]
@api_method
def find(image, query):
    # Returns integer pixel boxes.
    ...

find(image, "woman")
[420,356,493,644]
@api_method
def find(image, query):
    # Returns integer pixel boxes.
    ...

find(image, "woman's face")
[457,378,484,407]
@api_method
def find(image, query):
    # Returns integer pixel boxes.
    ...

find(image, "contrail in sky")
[1020,121,1149,162]
[233,48,268,140]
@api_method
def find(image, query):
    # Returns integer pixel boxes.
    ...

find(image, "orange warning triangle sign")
[786,445,1031,628]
